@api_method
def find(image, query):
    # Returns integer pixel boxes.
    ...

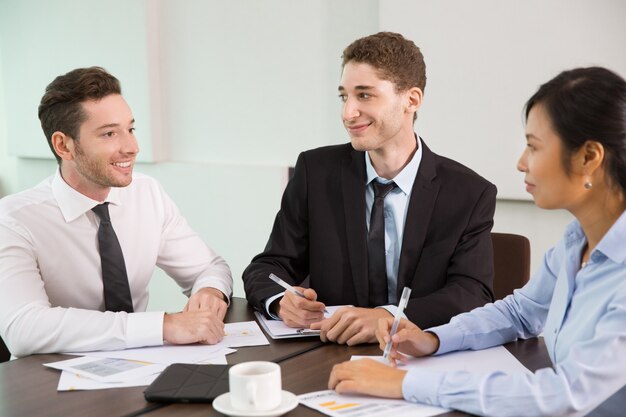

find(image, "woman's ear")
[573,140,604,175]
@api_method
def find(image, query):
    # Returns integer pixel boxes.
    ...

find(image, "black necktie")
[92,203,134,313]
[367,180,396,306]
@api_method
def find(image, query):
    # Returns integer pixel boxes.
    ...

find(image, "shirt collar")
[564,208,626,265]
[595,209,626,264]
[51,168,122,223]
[365,134,423,195]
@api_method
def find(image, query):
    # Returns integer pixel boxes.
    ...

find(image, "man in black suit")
[243,32,496,345]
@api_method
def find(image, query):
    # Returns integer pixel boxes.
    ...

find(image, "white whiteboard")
[380,0,626,199]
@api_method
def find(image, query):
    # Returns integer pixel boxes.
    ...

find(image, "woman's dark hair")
[524,67,626,194]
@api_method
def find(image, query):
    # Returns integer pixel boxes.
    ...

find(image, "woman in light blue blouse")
[328,66,626,417]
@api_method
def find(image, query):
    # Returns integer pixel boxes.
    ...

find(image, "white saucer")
[212,391,298,417]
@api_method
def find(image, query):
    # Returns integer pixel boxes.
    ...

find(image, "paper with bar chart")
[299,390,448,417]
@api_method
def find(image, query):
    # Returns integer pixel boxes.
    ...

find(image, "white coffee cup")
[229,361,282,411]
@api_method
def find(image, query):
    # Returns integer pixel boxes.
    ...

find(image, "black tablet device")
[144,363,230,403]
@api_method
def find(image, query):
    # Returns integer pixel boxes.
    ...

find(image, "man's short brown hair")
[342,32,426,93]
[38,67,121,164]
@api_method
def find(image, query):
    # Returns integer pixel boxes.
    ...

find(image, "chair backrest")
[0,336,10,363]
[491,232,531,300]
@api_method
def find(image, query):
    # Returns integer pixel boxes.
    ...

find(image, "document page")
[44,356,165,383]
[299,390,448,417]
[56,369,160,391]
[300,346,531,415]
[352,345,532,375]
[64,321,267,364]
[66,343,235,365]
[255,305,348,339]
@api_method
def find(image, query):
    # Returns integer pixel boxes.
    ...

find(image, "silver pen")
[383,287,412,361]
[268,273,329,314]
[296,328,321,335]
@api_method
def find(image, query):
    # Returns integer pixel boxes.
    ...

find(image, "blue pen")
[383,287,412,361]
[269,273,329,314]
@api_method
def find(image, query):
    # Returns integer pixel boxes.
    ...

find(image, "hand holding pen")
[376,294,441,365]
[269,273,328,327]
[382,287,412,362]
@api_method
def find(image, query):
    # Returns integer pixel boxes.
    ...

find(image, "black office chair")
[491,232,531,300]
[0,336,10,363]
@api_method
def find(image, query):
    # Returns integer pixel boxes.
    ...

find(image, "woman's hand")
[328,358,406,398]
[376,318,440,366]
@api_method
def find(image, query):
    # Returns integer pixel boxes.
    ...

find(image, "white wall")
[0,0,607,312]
[0,0,166,162]
[379,0,626,199]
[0,39,16,197]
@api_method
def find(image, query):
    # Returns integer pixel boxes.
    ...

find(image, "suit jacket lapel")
[342,148,369,306]
[396,141,440,296]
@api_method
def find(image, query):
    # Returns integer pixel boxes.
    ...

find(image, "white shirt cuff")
[264,292,285,320]
[378,304,405,318]
[125,311,165,348]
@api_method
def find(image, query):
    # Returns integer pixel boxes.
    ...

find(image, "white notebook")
[254,305,347,339]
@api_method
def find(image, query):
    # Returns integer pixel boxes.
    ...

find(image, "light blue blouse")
[402,210,626,416]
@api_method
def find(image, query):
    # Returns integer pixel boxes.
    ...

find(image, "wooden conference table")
[0,298,553,417]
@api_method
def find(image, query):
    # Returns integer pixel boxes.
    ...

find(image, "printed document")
[64,321,267,364]
[255,305,349,339]
[352,345,531,375]
[299,390,448,417]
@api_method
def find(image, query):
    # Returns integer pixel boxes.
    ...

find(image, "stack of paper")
[45,357,167,391]
[47,321,269,391]
[255,305,348,339]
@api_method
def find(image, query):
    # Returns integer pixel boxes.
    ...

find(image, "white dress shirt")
[0,170,232,357]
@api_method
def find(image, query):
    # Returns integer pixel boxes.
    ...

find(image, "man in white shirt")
[0,67,233,358]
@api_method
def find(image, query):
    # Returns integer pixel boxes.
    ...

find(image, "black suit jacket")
[243,140,496,328]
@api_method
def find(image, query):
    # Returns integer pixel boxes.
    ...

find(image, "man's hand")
[162,287,228,345]
[329,358,406,398]
[277,287,326,328]
[376,317,439,365]
[184,287,228,320]
[162,311,225,345]
[310,307,392,345]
